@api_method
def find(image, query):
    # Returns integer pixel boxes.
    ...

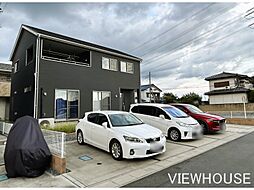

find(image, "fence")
[206,111,254,119]
[42,129,66,158]
[0,121,66,158]
[199,103,254,119]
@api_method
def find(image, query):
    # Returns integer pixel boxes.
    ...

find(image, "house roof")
[140,84,162,92]
[205,72,250,81]
[10,24,142,62]
[204,87,249,95]
[0,63,12,72]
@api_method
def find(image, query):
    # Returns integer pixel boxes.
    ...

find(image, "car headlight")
[176,121,189,128]
[207,118,219,123]
[123,135,144,143]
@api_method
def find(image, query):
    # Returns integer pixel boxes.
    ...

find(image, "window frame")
[24,86,32,93]
[54,89,80,121]
[92,91,111,111]
[126,62,134,74]
[120,61,134,74]
[214,81,230,88]
[102,57,118,71]
[26,45,34,66]
[14,60,19,73]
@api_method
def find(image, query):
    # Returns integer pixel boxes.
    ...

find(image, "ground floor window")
[93,91,111,111]
[55,89,79,120]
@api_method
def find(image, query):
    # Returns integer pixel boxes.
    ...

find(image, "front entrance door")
[120,89,134,111]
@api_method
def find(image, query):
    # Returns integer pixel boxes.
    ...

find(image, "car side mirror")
[159,114,165,119]
[102,122,108,128]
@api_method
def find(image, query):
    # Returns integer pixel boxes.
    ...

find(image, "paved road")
[125,132,254,187]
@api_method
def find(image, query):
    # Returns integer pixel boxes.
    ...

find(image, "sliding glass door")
[55,89,80,120]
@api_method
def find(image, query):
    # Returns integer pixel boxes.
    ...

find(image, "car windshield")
[162,106,189,118]
[109,113,143,127]
[186,105,203,114]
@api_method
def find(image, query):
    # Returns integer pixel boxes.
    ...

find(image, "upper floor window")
[214,81,229,88]
[26,45,33,65]
[14,60,19,73]
[120,61,134,74]
[42,39,90,67]
[102,57,118,71]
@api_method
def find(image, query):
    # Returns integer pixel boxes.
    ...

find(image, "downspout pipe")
[33,34,40,119]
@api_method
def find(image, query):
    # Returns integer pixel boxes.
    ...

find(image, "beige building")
[0,63,11,121]
[205,72,253,104]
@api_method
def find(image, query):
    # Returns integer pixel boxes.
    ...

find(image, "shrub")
[41,121,77,133]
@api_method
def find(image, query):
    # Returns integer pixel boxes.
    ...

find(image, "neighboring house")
[204,72,253,104]
[0,63,12,121]
[9,24,142,122]
[140,84,162,103]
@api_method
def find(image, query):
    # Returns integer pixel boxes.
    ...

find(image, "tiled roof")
[204,87,249,95]
[205,72,249,81]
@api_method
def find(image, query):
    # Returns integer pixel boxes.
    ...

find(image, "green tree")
[179,92,202,106]
[163,93,178,103]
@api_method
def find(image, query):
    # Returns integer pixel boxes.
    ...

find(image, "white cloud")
[0,2,254,98]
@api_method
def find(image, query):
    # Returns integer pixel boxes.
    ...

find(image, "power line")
[162,86,208,90]
[143,14,244,65]
[140,4,237,58]
[147,25,247,73]
[127,3,215,53]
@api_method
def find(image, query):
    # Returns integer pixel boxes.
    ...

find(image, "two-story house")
[204,72,253,104]
[9,25,142,122]
[140,84,162,103]
[0,63,12,121]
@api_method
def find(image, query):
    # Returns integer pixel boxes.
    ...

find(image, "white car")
[130,103,203,141]
[76,111,166,160]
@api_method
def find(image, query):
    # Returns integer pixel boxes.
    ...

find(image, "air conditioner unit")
[38,118,55,127]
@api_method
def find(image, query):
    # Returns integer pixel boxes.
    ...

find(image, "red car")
[171,103,226,133]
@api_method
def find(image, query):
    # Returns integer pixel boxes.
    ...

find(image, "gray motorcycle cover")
[4,116,52,178]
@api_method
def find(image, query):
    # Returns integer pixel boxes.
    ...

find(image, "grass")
[41,121,77,133]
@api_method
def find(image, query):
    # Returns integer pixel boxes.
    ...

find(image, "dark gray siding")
[38,40,140,119]
[10,30,37,121]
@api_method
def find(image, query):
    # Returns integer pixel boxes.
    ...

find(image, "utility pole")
[149,72,151,103]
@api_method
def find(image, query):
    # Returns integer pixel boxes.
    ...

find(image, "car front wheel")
[110,140,123,160]
[77,130,85,145]
[168,128,181,141]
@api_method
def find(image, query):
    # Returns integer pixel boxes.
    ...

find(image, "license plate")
[150,143,163,153]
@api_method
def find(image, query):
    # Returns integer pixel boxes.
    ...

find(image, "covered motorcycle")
[4,116,52,178]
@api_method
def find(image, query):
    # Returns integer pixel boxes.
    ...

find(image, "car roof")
[131,103,175,108]
[170,103,190,106]
[85,110,130,115]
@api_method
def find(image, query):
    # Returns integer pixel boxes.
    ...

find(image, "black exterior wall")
[10,26,141,122]
[38,38,140,119]
[10,30,37,121]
